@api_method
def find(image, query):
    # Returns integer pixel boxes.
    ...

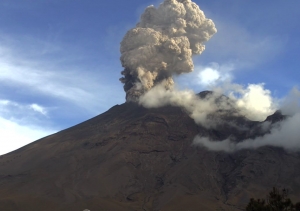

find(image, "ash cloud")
[119,0,299,152]
[119,0,276,125]
[120,0,217,101]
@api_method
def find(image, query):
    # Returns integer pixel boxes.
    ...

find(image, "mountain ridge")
[0,94,299,211]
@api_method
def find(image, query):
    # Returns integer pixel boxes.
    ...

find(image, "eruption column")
[120,0,217,101]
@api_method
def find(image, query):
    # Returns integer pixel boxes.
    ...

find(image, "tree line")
[246,187,300,211]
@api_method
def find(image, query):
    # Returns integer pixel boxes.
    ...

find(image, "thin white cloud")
[29,104,48,116]
[0,99,55,155]
[0,99,49,117]
[203,18,285,67]
[0,116,55,155]
[0,62,99,111]
[174,62,235,91]
[196,62,235,87]
[0,39,123,113]
[198,68,220,86]
[0,99,48,119]
[280,87,300,115]
[0,100,15,106]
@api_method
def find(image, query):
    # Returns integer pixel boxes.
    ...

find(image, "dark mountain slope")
[0,101,299,211]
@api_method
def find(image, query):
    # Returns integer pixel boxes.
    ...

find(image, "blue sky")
[0,0,299,155]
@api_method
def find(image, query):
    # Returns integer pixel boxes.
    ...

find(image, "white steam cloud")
[193,88,300,152]
[280,87,300,116]
[139,82,276,126]
[120,0,217,101]
[194,113,300,152]
[226,83,276,121]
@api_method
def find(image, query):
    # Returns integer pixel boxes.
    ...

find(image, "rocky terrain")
[0,93,300,211]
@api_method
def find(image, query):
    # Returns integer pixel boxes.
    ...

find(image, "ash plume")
[120,0,217,101]
[119,0,300,152]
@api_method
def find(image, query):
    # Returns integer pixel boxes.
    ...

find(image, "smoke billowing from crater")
[119,0,277,126]
[120,0,217,101]
[119,0,300,152]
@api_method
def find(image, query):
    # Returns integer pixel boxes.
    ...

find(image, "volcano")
[0,93,300,211]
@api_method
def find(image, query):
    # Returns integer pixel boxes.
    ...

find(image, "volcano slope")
[0,98,300,211]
